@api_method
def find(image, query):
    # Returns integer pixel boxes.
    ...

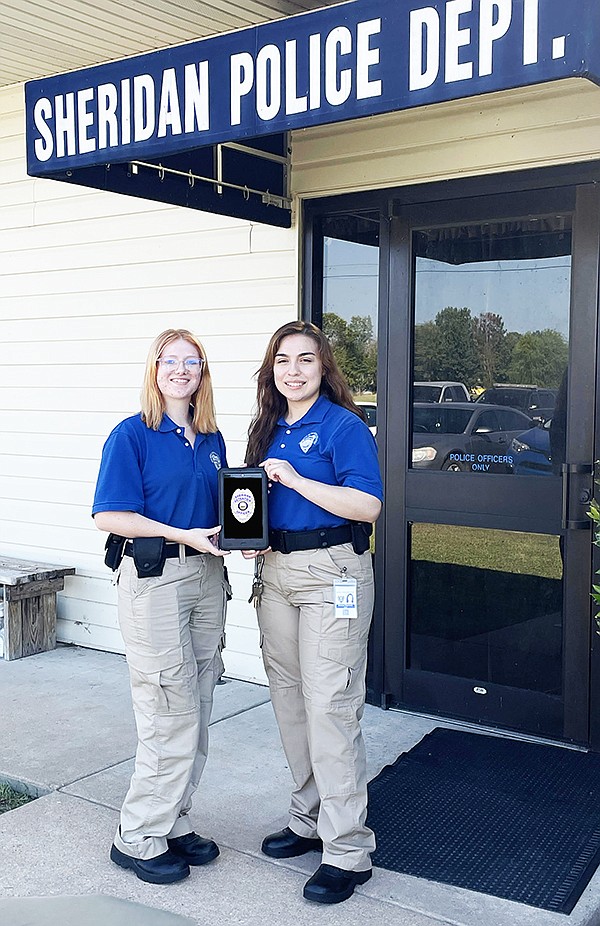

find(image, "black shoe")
[261,826,322,859]
[167,832,220,866]
[303,864,372,904]
[110,844,190,884]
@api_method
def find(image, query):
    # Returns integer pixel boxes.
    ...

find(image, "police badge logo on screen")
[219,466,268,550]
[231,487,255,524]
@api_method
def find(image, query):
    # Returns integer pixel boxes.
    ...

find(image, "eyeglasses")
[157,357,205,370]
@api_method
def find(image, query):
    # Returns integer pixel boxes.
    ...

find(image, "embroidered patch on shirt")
[299,432,319,453]
[210,452,221,470]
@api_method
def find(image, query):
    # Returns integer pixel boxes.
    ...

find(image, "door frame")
[302,160,600,747]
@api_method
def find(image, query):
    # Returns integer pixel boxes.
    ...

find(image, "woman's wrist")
[164,526,188,545]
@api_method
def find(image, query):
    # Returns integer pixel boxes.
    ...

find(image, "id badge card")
[334,576,358,619]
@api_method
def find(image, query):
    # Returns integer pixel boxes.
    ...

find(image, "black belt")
[124,542,201,559]
[269,525,352,554]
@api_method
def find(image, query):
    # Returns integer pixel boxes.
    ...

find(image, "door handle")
[561,463,593,530]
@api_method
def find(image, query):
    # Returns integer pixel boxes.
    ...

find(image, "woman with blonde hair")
[244,320,383,905]
[93,328,229,885]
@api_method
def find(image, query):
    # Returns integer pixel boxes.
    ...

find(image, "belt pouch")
[104,533,126,571]
[132,537,166,577]
[351,522,372,554]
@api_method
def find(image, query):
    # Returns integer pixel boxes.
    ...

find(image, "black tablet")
[218,467,269,551]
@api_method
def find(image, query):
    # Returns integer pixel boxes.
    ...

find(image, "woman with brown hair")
[93,329,229,885]
[244,320,383,905]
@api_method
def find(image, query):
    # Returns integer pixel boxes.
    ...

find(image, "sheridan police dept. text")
[31,0,546,164]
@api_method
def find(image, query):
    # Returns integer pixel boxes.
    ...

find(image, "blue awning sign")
[25,0,599,179]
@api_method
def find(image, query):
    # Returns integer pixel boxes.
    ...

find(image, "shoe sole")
[172,844,220,866]
[110,846,190,884]
[262,840,322,859]
[303,869,372,904]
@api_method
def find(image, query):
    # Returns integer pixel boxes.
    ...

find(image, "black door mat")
[366,727,600,914]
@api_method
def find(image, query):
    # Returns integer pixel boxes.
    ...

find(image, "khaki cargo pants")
[114,553,227,861]
[258,543,375,872]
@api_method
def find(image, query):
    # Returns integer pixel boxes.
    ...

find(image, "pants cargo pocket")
[126,645,197,715]
[313,639,365,705]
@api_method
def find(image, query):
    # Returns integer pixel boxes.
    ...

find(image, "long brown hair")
[140,329,218,433]
[245,321,365,465]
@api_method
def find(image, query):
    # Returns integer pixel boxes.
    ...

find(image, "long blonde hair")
[140,329,218,433]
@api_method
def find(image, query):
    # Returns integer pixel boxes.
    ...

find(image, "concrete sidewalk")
[1,646,599,926]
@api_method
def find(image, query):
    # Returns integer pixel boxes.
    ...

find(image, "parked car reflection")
[356,401,377,435]
[509,419,553,476]
[475,384,556,424]
[413,381,470,403]
[412,402,534,472]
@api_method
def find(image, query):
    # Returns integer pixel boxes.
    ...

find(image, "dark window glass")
[411,216,570,474]
[473,411,500,433]
[319,212,379,423]
[414,384,443,403]
[413,406,473,434]
[408,523,563,693]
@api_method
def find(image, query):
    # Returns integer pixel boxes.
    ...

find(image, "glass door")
[387,187,597,742]
[314,211,380,413]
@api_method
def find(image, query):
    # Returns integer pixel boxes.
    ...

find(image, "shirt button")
[280,443,286,449]
[185,442,189,447]
[176,429,182,434]
[286,430,291,435]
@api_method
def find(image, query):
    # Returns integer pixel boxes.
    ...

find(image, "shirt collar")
[158,406,195,433]
[277,394,331,428]
[158,415,179,433]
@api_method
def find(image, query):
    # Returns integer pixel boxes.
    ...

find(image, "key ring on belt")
[248,554,265,608]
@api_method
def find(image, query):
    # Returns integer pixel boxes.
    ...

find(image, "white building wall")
[3,72,600,678]
[0,81,299,683]
[291,80,600,197]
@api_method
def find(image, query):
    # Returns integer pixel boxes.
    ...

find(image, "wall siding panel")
[0,81,292,684]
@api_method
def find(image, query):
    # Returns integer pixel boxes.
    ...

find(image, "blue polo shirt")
[92,413,227,530]
[266,395,382,531]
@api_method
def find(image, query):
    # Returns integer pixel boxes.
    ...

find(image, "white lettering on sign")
[55,93,76,158]
[408,0,543,90]
[184,62,210,133]
[409,8,440,91]
[309,33,322,109]
[523,0,539,64]
[231,21,382,126]
[357,19,382,99]
[157,68,182,138]
[286,40,308,114]
[77,87,96,153]
[230,52,254,126]
[256,44,282,120]
[134,74,155,142]
[97,83,119,149]
[121,78,131,145]
[445,0,473,83]
[479,0,512,77]
[33,98,54,161]
[30,65,211,160]
[325,27,353,106]
[27,0,567,169]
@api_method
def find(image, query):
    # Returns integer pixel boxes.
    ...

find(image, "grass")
[411,523,563,580]
[0,782,33,814]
